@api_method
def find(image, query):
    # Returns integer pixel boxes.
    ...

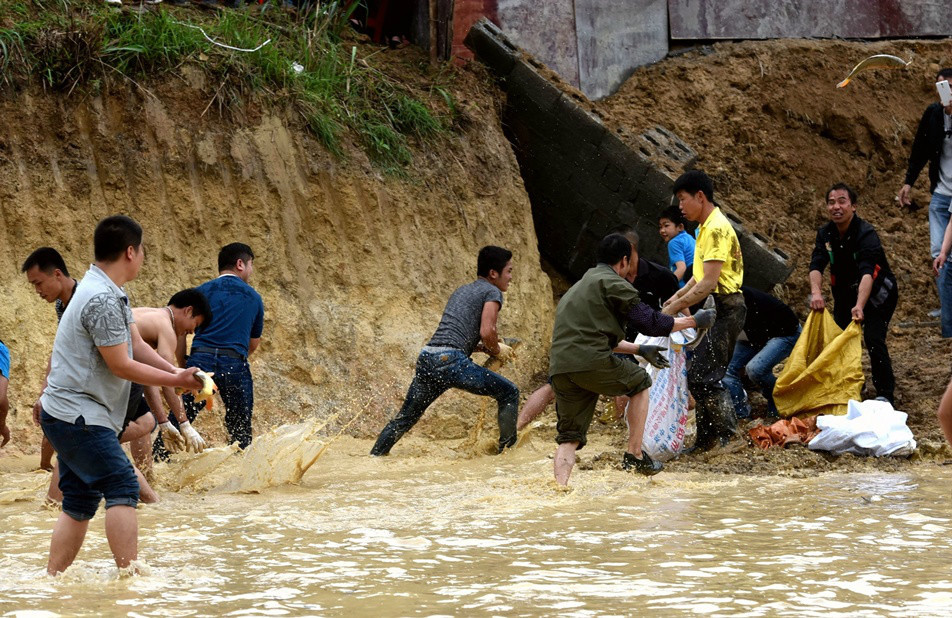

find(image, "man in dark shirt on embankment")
[809,183,898,404]
[722,286,801,419]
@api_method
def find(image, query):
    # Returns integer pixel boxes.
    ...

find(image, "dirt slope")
[595,38,952,451]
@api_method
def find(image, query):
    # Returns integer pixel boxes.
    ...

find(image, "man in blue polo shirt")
[175,243,264,450]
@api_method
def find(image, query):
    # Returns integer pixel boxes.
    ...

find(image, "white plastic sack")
[808,399,916,457]
[636,334,691,462]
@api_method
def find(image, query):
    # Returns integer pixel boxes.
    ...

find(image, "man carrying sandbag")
[549,234,672,485]
[663,170,747,452]
[808,183,898,404]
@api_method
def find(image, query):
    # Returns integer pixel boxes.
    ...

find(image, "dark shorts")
[40,411,139,521]
[551,356,652,449]
[119,382,151,438]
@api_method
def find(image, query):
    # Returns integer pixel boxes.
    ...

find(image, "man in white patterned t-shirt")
[39,216,203,576]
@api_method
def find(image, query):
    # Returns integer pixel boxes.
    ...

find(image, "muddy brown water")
[1,430,950,617]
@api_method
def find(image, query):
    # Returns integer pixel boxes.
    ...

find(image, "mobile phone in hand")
[938,79,952,106]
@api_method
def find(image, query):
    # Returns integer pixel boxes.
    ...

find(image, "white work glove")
[494,342,514,364]
[158,421,186,453]
[180,421,206,454]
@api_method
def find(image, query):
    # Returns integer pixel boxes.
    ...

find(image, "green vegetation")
[0,0,456,170]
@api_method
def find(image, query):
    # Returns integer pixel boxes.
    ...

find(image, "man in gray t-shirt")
[39,216,202,577]
[42,265,136,432]
[426,279,504,356]
[371,246,519,456]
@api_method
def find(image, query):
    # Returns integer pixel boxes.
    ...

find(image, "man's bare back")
[132,307,179,361]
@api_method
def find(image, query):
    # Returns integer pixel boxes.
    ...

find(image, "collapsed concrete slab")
[465,18,792,291]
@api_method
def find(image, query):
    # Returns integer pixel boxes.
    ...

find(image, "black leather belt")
[191,346,246,361]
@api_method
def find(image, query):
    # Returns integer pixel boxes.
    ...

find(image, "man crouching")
[550,233,669,486]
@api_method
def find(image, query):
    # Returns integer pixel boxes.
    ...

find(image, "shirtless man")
[132,288,213,457]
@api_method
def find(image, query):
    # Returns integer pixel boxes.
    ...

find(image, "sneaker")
[622,451,663,476]
[929,308,941,318]
[104,0,122,4]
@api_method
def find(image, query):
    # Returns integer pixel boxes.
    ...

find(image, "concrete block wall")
[465,19,792,290]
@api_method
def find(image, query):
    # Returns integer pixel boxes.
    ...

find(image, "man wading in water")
[371,246,518,456]
[39,216,202,575]
[549,233,671,485]
[24,247,159,506]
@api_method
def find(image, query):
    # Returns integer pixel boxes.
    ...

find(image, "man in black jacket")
[809,183,898,403]
[898,68,952,282]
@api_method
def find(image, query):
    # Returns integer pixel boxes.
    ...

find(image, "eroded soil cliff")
[0,47,552,452]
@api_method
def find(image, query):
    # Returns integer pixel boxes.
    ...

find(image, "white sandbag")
[636,334,691,462]
[808,399,916,457]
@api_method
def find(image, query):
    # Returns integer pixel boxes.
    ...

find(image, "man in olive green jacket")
[549,233,670,486]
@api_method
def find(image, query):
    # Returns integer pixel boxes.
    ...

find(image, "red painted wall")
[453,0,498,60]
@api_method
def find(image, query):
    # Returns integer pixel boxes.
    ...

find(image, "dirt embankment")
[587,38,952,470]
[0,46,552,455]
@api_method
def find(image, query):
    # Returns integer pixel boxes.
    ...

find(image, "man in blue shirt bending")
[160,243,264,452]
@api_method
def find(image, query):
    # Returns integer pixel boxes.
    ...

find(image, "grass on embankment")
[0,0,454,171]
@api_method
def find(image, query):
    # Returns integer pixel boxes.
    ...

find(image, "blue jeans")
[929,192,952,258]
[371,348,519,455]
[41,411,139,521]
[154,352,254,457]
[723,328,800,419]
[940,257,952,337]
[186,352,254,448]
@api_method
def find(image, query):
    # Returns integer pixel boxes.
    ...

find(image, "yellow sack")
[773,309,864,418]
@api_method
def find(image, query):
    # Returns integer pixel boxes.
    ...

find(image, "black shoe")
[497,433,517,454]
[622,451,663,476]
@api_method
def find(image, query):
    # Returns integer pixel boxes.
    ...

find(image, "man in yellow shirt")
[663,170,747,452]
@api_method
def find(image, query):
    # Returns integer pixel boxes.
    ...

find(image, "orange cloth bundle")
[748,416,820,450]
